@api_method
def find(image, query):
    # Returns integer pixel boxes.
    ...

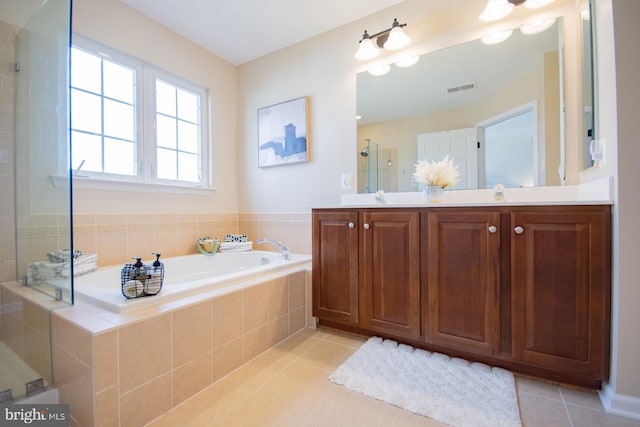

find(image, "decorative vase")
[423,185,444,203]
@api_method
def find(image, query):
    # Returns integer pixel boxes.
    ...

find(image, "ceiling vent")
[447,82,476,93]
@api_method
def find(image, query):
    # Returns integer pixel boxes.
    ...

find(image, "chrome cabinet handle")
[363,223,370,230]
[488,225,497,234]
[348,222,355,229]
[514,226,524,234]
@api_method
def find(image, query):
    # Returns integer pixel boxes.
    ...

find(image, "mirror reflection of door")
[416,128,478,190]
[480,108,537,188]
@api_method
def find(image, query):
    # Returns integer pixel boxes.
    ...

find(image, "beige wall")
[592,0,640,414]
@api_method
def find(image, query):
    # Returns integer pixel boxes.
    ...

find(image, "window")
[70,38,210,188]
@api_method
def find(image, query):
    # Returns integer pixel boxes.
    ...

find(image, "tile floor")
[148,328,640,427]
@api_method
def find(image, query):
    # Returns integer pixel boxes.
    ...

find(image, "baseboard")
[600,384,640,421]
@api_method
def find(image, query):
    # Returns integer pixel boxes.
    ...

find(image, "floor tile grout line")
[559,388,576,427]
[156,330,321,424]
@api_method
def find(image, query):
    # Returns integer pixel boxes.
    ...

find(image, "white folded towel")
[28,253,99,282]
[219,241,253,252]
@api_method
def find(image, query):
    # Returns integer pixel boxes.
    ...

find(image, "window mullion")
[141,66,153,182]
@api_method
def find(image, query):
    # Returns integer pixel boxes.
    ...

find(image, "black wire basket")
[121,253,164,299]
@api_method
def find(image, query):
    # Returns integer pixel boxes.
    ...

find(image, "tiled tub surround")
[51,267,311,427]
[0,283,69,392]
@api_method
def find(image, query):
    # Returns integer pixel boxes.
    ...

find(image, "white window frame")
[70,35,212,191]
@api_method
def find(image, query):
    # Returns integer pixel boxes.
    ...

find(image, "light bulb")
[479,0,515,22]
[383,26,410,50]
[481,29,514,45]
[525,0,555,9]
[368,63,391,76]
[520,18,556,35]
[395,55,419,68]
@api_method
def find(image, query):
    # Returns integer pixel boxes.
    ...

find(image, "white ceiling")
[120,0,406,65]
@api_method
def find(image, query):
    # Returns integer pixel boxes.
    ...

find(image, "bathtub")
[74,251,311,312]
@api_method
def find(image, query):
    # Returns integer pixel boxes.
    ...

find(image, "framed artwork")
[258,96,309,167]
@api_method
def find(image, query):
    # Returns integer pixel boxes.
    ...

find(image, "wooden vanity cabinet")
[359,210,421,340]
[426,209,501,356]
[312,204,611,387]
[311,210,359,326]
[510,207,611,381]
[312,208,421,340]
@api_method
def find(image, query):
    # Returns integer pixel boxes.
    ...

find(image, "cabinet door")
[360,210,422,340]
[511,208,610,377]
[426,210,501,355]
[312,210,359,325]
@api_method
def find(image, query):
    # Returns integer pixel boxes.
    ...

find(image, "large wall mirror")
[356,4,593,194]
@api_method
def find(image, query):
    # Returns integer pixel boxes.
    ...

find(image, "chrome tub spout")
[256,238,290,260]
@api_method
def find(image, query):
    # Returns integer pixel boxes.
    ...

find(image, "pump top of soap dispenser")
[152,252,162,267]
[132,257,144,268]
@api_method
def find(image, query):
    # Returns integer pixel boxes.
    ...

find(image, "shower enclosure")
[0,0,72,403]
[358,139,397,193]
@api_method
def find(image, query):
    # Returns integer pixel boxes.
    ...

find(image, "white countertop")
[335,176,613,208]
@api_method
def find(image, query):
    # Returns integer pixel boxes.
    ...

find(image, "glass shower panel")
[15,0,73,304]
[358,139,397,193]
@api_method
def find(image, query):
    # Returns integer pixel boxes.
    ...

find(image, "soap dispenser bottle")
[144,252,164,296]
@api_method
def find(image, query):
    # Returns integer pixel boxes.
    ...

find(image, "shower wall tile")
[0,218,15,262]
[0,261,16,283]
[0,131,14,177]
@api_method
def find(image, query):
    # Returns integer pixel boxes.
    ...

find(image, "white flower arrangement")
[412,156,461,189]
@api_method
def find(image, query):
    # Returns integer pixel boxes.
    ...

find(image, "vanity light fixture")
[479,0,555,22]
[524,0,555,8]
[355,18,410,60]
[479,0,515,22]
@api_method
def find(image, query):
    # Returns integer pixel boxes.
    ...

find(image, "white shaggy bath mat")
[329,337,521,427]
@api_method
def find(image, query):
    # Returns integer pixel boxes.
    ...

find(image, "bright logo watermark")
[2,404,69,426]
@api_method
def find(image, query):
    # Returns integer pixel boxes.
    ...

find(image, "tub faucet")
[256,238,290,260]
